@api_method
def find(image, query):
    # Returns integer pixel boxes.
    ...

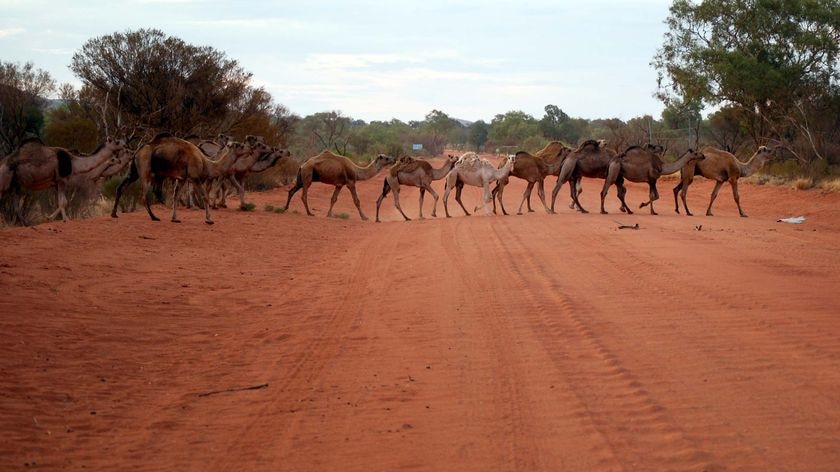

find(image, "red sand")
[2,157,839,471]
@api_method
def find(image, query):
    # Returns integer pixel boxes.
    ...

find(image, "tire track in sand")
[485,217,727,472]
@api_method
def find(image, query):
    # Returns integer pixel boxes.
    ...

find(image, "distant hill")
[452,118,473,127]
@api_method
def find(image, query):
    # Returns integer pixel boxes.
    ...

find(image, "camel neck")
[738,152,769,178]
[431,160,455,180]
[661,152,697,175]
[72,146,116,175]
[354,160,381,181]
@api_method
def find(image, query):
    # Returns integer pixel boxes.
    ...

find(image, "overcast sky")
[0,0,673,123]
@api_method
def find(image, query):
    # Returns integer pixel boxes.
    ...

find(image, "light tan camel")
[550,139,622,213]
[110,133,249,224]
[282,150,396,220]
[491,141,573,215]
[0,137,126,224]
[375,154,458,222]
[443,153,516,217]
[601,146,705,215]
[673,145,778,217]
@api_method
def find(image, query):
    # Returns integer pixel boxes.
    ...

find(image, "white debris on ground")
[777,216,806,224]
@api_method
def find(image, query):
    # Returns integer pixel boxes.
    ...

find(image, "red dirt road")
[2,159,839,471]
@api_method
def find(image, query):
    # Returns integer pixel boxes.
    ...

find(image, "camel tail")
[295,168,304,188]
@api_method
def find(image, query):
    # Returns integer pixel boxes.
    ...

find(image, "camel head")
[682,148,705,163]
[646,144,665,156]
[104,136,127,152]
[372,153,397,169]
[244,135,265,147]
[216,134,233,146]
[754,145,778,162]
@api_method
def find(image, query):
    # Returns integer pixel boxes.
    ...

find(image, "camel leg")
[170,180,182,223]
[494,182,509,215]
[481,182,493,215]
[647,181,659,215]
[617,182,632,215]
[516,181,535,215]
[526,186,535,212]
[12,191,30,226]
[443,179,453,218]
[219,180,229,208]
[418,187,426,219]
[705,181,725,216]
[550,177,564,213]
[570,176,588,214]
[600,165,619,215]
[195,179,214,225]
[455,181,470,216]
[141,178,160,222]
[230,175,247,209]
[283,179,303,213]
[425,184,440,218]
[490,182,502,215]
[536,178,552,214]
[111,168,138,218]
[300,183,314,216]
[673,180,684,214]
[392,185,411,221]
[326,185,342,217]
[570,178,584,210]
[731,179,747,217]
[49,180,69,222]
[375,179,390,223]
[347,182,367,221]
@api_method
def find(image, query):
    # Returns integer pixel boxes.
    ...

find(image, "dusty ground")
[1,156,839,471]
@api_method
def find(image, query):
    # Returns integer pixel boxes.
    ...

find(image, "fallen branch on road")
[198,383,269,398]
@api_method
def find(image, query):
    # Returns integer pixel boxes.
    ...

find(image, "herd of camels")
[0,132,781,226]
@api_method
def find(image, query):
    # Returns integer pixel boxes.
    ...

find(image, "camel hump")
[575,139,601,152]
[151,132,174,143]
[20,136,45,146]
[57,149,73,177]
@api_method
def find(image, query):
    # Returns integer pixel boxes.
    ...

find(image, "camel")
[282,150,396,220]
[248,146,290,173]
[375,154,458,222]
[442,153,516,217]
[213,143,291,209]
[673,145,778,217]
[550,139,622,214]
[0,137,126,224]
[110,134,249,224]
[491,141,573,215]
[600,146,705,215]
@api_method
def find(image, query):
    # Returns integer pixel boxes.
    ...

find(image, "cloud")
[179,17,310,30]
[0,27,25,38]
[32,47,73,55]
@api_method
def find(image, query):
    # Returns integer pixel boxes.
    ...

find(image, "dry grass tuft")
[791,177,815,190]
[818,178,840,193]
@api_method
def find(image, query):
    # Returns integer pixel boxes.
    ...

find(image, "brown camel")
[673,145,778,217]
[0,137,126,224]
[443,153,516,217]
[491,141,573,215]
[213,143,291,209]
[375,154,458,222]
[550,139,622,213]
[249,146,291,173]
[601,146,705,215]
[282,150,396,220]
[110,134,249,224]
